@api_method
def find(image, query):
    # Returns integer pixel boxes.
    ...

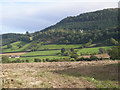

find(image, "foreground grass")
[2,61,119,88]
[84,77,119,88]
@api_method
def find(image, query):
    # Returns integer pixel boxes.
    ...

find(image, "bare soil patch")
[78,53,110,59]
[2,60,118,88]
[1,52,28,56]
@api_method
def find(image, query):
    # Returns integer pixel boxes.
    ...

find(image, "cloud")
[0,1,118,34]
[0,0,119,2]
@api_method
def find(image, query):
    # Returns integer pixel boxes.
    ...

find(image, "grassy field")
[7,45,113,61]
[2,41,30,53]
[76,46,113,55]
[2,42,113,62]
[37,44,82,50]
[21,50,61,56]
[2,61,119,88]
[2,42,82,53]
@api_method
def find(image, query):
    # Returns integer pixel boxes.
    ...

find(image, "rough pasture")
[2,60,119,88]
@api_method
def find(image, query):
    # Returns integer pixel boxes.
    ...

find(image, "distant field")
[2,41,30,53]
[76,46,113,55]
[2,43,113,61]
[37,44,82,50]
[10,56,70,62]
[21,50,60,56]
[2,42,82,53]
[18,50,70,61]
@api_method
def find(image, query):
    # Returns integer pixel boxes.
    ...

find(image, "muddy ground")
[2,60,119,88]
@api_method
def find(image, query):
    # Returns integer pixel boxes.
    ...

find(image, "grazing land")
[76,46,113,55]
[2,60,119,88]
[2,44,112,61]
[1,52,28,56]
[1,8,119,89]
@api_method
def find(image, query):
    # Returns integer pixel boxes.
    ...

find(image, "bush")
[99,48,106,54]
[7,44,12,49]
[90,55,98,60]
[2,56,10,63]
[46,58,49,62]
[63,52,69,56]
[43,59,45,62]
[22,60,25,63]
[79,57,85,61]
[108,46,120,60]
[26,60,29,63]
[85,58,91,61]
[70,58,75,61]
[34,58,41,62]
[16,59,21,63]
[71,54,78,59]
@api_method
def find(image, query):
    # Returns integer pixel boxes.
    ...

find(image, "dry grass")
[78,53,110,59]
[2,60,119,88]
[1,52,28,56]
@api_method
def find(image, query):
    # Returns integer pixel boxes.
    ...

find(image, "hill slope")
[2,8,119,52]
[43,8,118,31]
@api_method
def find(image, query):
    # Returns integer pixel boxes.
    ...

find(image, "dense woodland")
[2,8,119,47]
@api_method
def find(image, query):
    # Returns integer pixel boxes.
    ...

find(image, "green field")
[2,41,113,62]
[2,41,30,53]
[8,45,113,62]
[22,50,60,56]
[37,44,82,50]
[2,41,82,53]
[76,46,113,55]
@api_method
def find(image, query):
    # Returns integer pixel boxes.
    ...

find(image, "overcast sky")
[0,0,119,34]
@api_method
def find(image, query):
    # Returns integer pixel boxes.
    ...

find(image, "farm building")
[9,55,20,58]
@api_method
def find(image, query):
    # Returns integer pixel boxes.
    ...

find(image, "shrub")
[43,59,45,62]
[70,58,75,61]
[2,56,10,63]
[16,59,21,63]
[108,46,120,60]
[63,52,69,56]
[7,44,12,49]
[71,54,78,59]
[90,55,98,60]
[84,58,91,61]
[34,58,39,62]
[79,57,85,61]
[22,60,25,63]
[26,60,29,63]
[61,48,65,53]
[99,48,106,54]
[46,58,49,62]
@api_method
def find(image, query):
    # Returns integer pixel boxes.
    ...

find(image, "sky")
[0,0,119,34]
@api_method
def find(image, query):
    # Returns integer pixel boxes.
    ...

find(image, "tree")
[26,31,31,37]
[7,44,12,49]
[90,55,98,60]
[99,48,106,54]
[108,46,120,60]
[85,39,92,47]
[70,48,74,52]
[110,38,118,45]
[61,48,65,53]
[71,54,78,59]
[2,55,9,63]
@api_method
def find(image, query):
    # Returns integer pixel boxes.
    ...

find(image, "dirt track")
[2,60,119,88]
[78,53,110,59]
[0,52,28,56]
